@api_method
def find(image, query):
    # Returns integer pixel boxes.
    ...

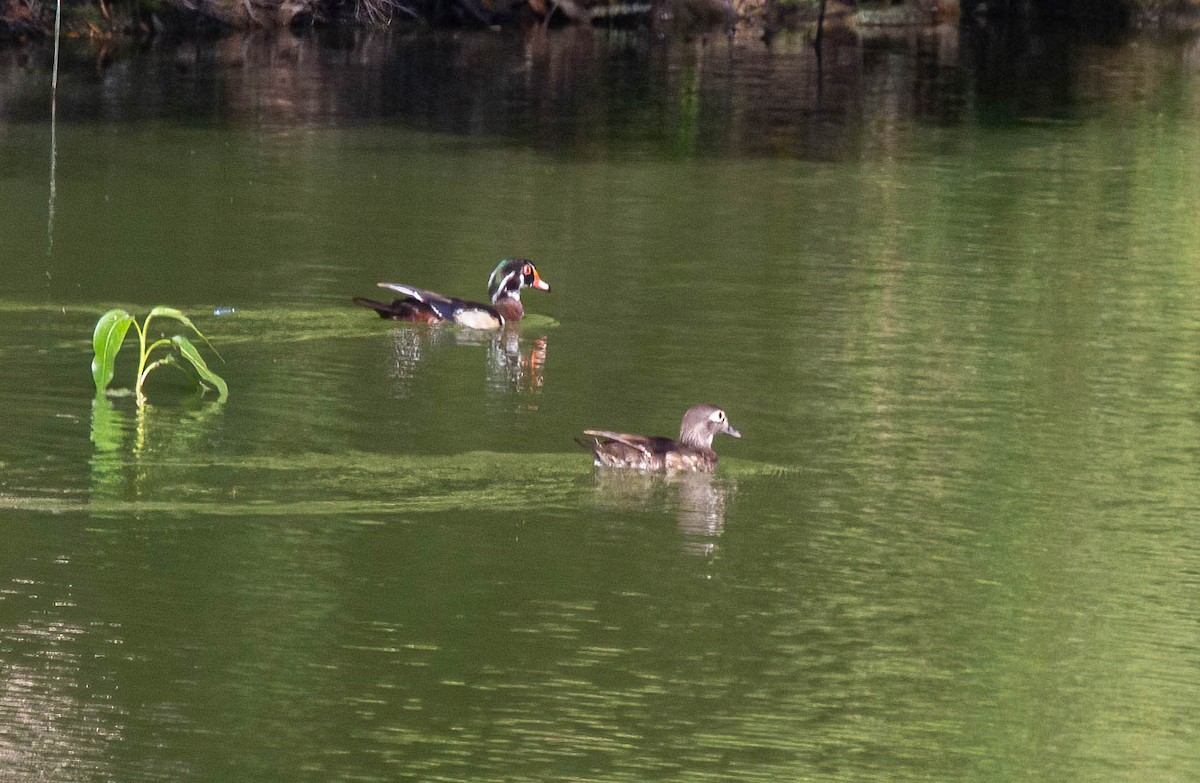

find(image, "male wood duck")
[577,404,742,472]
[354,258,550,329]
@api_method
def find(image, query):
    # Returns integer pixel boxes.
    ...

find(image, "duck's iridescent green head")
[488,258,550,303]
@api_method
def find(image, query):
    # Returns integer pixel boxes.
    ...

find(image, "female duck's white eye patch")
[711,410,724,422]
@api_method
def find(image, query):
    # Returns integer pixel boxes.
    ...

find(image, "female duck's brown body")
[354,258,549,329]
[577,404,741,472]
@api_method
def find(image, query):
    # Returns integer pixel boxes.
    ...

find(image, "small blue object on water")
[213,306,237,316]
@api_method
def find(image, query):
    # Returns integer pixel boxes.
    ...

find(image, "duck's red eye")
[523,264,533,276]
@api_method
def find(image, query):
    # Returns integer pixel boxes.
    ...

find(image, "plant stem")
[138,358,172,391]
[136,338,173,396]
[134,319,148,399]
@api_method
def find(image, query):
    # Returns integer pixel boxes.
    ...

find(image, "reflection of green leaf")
[91,308,135,393]
[172,335,228,401]
[89,395,129,503]
[89,394,125,452]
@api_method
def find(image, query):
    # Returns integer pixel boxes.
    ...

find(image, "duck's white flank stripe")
[456,310,503,330]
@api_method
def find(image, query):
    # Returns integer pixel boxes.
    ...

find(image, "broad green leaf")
[91,309,135,393]
[159,353,218,387]
[147,306,191,328]
[172,334,228,402]
[150,307,222,361]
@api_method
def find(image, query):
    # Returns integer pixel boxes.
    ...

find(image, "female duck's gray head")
[680,404,741,450]
[488,258,550,303]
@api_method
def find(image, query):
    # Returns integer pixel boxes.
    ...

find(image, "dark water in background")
[2,19,1200,781]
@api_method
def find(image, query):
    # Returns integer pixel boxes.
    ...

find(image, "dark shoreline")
[5,0,1200,45]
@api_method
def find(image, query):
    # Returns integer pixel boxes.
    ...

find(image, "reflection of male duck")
[577,404,741,472]
[488,332,548,396]
[383,327,549,398]
[384,328,434,395]
[354,258,550,329]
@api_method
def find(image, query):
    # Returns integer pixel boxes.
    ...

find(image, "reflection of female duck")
[672,471,733,541]
[354,258,550,329]
[590,469,736,552]
[577,405,741,472]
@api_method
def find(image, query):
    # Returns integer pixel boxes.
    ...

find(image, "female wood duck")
[577,404,742,472]
[354,258,550,329]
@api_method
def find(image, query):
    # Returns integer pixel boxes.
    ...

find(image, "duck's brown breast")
[664,448,717,472]
[493,297,525,323]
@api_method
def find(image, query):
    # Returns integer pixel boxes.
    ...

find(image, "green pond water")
[2,23,1200,782]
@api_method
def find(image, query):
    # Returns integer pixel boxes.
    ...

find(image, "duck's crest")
[488,259,518,303]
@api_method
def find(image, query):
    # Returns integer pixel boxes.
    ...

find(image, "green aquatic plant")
[92,307,228,402]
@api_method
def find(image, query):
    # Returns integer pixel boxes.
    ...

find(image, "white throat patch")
[490,271,518,303]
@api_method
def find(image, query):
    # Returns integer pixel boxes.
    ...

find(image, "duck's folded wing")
[378,284,461,320]
[581,430,654,456]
